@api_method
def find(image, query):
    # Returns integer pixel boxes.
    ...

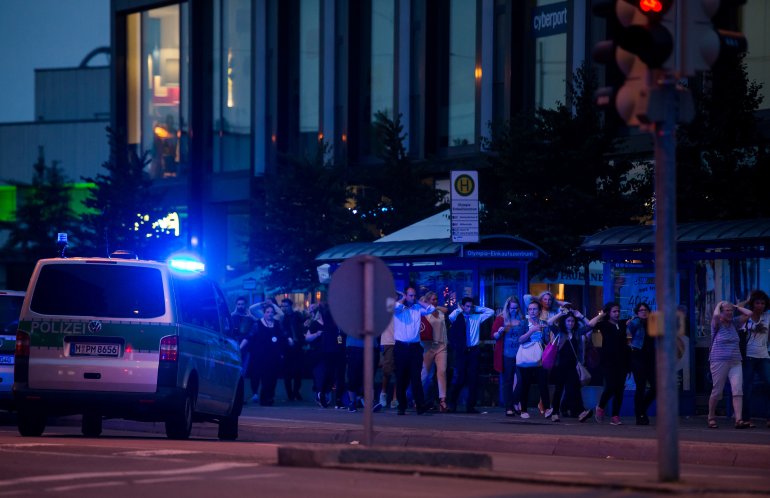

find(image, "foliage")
[80,128,168,259]
[1,147,80,261]
[676,53,768,221]
[249,144,369,292]
[351,112,447,237]
[482,63,652,278]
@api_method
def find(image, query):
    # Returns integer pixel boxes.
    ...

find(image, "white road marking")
[224,473,286,481]
[0,462,260,488]
[47,481,124,492]
[117,449,201,457]
[537,471,586,476]
[133,476,202,485]
[602,472,646,476]
[0,444,62,449]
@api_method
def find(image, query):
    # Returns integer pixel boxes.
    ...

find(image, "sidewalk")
[234,402,770,467]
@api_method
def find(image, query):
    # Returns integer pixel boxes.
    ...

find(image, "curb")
[278,444,492,469]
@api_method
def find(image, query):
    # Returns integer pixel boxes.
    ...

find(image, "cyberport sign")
[451,171,479,244]
[532,2,568,38]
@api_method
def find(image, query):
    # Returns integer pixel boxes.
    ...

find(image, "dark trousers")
[449,345,481,411]
[742,356,770,420]
[502,356,519,410]
[395,341,425,411]
[517,365,550,411]
[258,358,280,406]
[631,350,656,417]
[314,350,346,404]
[552,362,584,416]
[599,367,626,416]
[283,346,304,399]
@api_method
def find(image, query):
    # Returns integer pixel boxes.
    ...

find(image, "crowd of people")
[229,288,770,428]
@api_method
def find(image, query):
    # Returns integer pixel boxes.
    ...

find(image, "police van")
[13,255,244,439]
[0,290,25,410]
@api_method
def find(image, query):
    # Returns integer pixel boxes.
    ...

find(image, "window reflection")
[449,0,477,146]
[534,0,567,110]
[142,5,183,178]
[371,0,395,122]
[300,0,321,134]
[743,2,769,110]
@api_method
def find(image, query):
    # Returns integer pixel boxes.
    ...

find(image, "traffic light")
[592,0,677,127]
[680,0,747,76]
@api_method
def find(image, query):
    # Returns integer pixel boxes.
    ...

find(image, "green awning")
[582,219,770,251]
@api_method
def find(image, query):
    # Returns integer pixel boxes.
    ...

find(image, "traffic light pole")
[653,73,679,483]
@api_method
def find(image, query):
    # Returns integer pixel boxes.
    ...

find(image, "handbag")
[567,335,592,386]
[515,340,543,367]
[420,316,433,342]
[576,362,592,386]
[541,334,558,370]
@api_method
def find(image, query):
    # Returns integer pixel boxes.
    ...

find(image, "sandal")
[708,418,718,429]
[438,398,448,413]
[735,420,751,429]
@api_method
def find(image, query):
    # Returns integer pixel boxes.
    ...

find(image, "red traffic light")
[639,0,663,13]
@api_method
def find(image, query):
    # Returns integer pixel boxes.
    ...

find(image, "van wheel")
[166,388,194,440]
[81,413,103,437]
[18,410,46,437]
[218,383,243,440]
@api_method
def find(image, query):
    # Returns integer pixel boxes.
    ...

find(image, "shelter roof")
[582,219,770,251]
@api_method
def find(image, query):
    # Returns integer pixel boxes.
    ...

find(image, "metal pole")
[362,258,375,446]
[654,74,679,482]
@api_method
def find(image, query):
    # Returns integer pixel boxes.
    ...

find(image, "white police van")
[13,255,244,439]
[0,290,25,410]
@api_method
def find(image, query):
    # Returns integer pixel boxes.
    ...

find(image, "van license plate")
[0,355,13,365]
[72,344,120,357]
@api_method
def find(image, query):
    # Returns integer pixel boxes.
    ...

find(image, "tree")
[1,147,80,262]
[676,53,768,221]
[81,128,170,259]
[482,63,652,278]
[351,112,447,237]
[249,144,369,292]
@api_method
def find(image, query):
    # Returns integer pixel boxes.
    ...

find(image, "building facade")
[108,0,770,285]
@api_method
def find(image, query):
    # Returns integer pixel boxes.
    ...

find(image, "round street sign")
[328,255,395,338]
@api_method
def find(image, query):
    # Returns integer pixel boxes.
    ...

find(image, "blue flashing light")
[168,257,205,272]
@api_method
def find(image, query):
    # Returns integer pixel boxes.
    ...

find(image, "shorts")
[380,344,395,377]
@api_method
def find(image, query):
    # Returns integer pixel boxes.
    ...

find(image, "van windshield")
[30,264,166,318]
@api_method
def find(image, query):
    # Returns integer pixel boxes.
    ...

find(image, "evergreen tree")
[483,63,652,277]
[1,147,80,261]
[81,128,167,259]
[677,53,768,221]
[249,144,369,292]
[352,112,447,237]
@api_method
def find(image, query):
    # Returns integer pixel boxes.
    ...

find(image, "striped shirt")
[710,318,742,363]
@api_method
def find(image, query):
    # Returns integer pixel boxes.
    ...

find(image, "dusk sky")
[0,0,110,123]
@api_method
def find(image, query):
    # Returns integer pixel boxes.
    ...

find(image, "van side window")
[214,287,233,338]
[172,276,220,333]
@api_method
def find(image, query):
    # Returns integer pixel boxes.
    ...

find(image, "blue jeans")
[742,356,770,420]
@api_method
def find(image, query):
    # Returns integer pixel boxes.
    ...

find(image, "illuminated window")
[127,5,188,179]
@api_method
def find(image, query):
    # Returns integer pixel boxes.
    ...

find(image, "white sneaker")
[390,399,398,409]
[544,408,553,418]
[551,414,560,422]
[379,393,387,407]
[520,412,530,419]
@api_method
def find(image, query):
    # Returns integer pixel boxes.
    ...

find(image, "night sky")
[0,0,109,123]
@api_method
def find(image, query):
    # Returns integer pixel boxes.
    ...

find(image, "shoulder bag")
[567,336,592,386]
[516,339,543,368]
[420,316,433,342]
[541,333,558,370]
